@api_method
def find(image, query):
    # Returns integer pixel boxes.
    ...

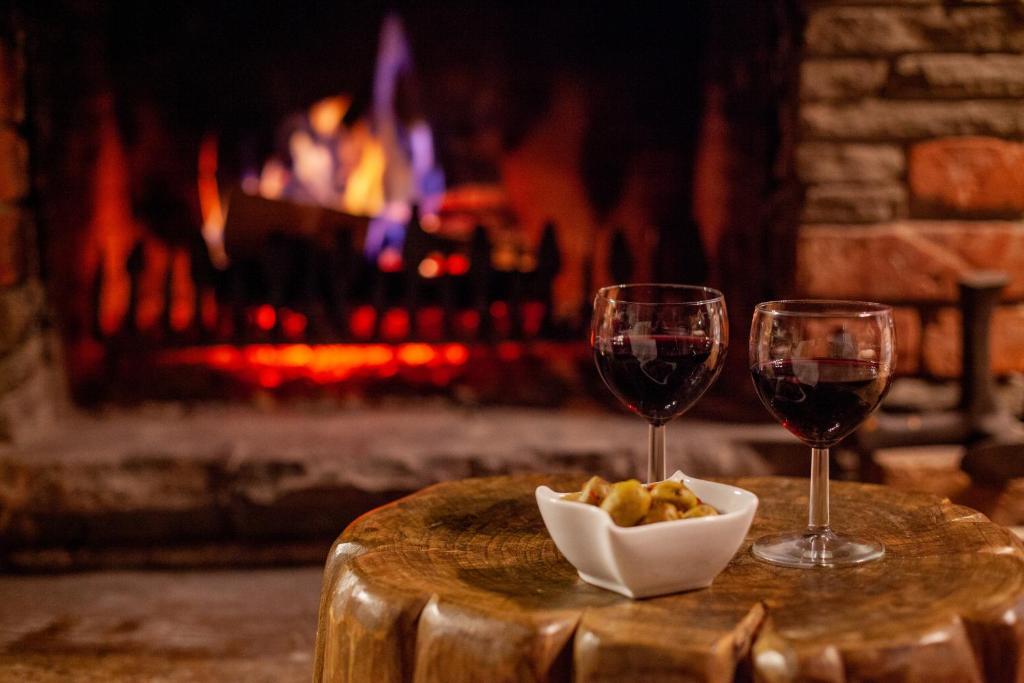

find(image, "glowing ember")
[377,247,403,272]
[280,309,308,338]
[258,369,283,389]
[157,342,472,386]
[443,345,469,364]
[417,253,444,278]
[380,309,410,339]
[254,304,277,331]
[456,310,480,335]
[497,342,522,361]
[446,253,470,276]
[490,301,509,319]
[417,307,445,338]
[397,343,435,366]
[522,302,545,336]
[350,306,377,339]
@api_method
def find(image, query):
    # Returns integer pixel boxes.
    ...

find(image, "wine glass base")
[752,528,884,568]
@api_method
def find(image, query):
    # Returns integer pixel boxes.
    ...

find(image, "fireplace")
[13,0,1024,420]
[13,1,805,415]
[6,1,1024,573]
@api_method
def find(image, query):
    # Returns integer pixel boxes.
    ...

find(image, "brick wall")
[795,1,1024,377]
[0,14,61,441]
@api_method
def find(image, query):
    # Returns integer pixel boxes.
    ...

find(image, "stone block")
[0,454,224,545]
[909,137,1024,216]
[0,407,789,554]
[891,54,1024,98]
[801,183,907,223]
[0,350,60,445]
[875,446,969,500]
[800,59,888,100]
[797,143,905,183]
[0,128,27,202]
[0,333,45,397]
[802,99,1024,140]
[806,5,1024,56]
[894,306,922,375]
[921,305,1024,377]
[796,221,1024,302]
[927,222,1024,300]
[0,280,42,356]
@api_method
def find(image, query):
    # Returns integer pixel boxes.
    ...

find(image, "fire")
[253,304,276,331]
[418,252,444,278]
[309,96,348,137]
[250,95,388,220]
[88,98,129,336]
[197,133,228,268]
[339,121,386,217]
[397,343,435,366]
[157,342,472,386]
[200,12,443,268]
[446,254,470,276]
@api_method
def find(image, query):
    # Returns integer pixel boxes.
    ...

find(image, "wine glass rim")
[596,283,725,305]
[755,299,893,318]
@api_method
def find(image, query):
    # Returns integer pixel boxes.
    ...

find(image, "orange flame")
[158,342,471,386]
[198,133,228,268]
[90,95,139,335]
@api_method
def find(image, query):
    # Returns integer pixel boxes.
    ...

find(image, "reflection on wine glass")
[592,284,728,483]
[749,300,895,568]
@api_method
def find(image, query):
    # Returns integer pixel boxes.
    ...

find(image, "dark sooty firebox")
[24,2,803,411]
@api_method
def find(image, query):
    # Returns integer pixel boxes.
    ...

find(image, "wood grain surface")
[313,474,1024,683]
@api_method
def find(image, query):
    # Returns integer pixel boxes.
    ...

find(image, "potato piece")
[561,492,582,502]
[600,479,652,526]
[578,475,611,506]
[641,501,681,525]
[681,504,719,519]
[649,480,699,511]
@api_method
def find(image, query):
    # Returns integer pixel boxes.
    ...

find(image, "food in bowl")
[536,471,759,598]
[562,476,719,526]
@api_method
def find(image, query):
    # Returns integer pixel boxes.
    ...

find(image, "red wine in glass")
[592,284,728,482]
[751,358,892,448]
[594,334,720,425]
[748,299,895,568]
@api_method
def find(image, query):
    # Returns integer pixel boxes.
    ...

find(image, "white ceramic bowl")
[536,471,758,598]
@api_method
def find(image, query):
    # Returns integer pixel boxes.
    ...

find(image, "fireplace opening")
[24,1,804,414]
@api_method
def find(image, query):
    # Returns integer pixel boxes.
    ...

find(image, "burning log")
[221,190,370,258]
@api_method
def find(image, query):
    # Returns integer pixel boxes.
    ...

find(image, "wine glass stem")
[648,424,666,483]
[808,447,830,531]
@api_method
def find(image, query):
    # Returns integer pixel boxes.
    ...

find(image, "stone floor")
[0,455,1015,683]
[0,405,794,570]
[1,403,1019,573]
[0,567,323,682]
[0,411,1016,681]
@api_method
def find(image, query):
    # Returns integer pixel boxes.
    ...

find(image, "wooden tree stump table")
[313,474,1024,683]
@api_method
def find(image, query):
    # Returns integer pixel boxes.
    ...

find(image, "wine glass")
[592,284,728,483]
[749,300,895,567]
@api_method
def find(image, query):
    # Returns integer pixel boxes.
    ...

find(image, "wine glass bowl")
[749,300,895,568]
[592,284,728,482]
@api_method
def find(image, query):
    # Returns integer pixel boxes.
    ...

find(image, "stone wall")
[0,12,61,441]
[796,1,1024,377]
